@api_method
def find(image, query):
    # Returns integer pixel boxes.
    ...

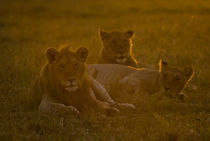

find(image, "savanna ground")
[0,0,210,140]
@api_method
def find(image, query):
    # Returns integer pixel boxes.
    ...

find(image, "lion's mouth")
[115,57,127,63]
[62,80,79,92]
[115,53,127,64]
[164,87,170,92]
[164,87,180,98]
[65,85,79,92]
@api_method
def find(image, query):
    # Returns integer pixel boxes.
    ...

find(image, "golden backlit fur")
[99,29,139,67]
[35,45,133,116]
[88,60,194,103]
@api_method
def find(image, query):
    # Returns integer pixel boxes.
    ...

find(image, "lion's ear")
[46,48,58,64]
[125,30,135,38]
[75,47,88,62]
[99,29,109,41]
[184,67,194,79]
[159,59,168,72]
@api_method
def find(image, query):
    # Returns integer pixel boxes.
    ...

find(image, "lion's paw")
[66,106,80,115]
[105,106,120,116]
[116,103,136,113]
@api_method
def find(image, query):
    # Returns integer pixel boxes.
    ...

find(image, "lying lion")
[88,60,194,103]
[34,45,134,116]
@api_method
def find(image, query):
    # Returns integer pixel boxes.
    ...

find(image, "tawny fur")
[88,60,194,104]
[34,45,135,116]
[99,29,140,67]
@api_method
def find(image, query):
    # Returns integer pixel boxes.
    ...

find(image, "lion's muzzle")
[115,53,127,63]
[61,78,80,92]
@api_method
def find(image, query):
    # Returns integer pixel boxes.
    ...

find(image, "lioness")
[88,60,194,103]
[99,29,140,67]
[35,45,134,116]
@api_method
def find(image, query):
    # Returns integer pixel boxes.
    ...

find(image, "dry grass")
[0,0,210,140]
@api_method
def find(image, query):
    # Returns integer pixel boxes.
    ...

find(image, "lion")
[99,29,140,67]
[88,60,194,103]
[34,45,135,116]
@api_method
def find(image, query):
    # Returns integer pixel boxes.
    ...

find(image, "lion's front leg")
[39,94,79,116]
[87,88,120,116]
[88,75,116,105]
[48,103,79,116]
[89,75,136,113]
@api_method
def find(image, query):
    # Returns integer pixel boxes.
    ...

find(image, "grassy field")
[0,0,210,140]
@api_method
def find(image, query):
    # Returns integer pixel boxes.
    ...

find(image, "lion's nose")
[116,53,126,58]
[116,53,121,58]
[121,53,126,57]
[67,78,75,83]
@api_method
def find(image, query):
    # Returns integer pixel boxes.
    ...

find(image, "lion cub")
[99,29,139,67]
[36,45,134,116]
[88,60,194,103]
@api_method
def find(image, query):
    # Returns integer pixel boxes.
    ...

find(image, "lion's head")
[45,45,89,95]
[99,29,135,64]
[159,60,194,97]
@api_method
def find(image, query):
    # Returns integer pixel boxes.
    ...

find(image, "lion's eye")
[111,39,116,44]
[74,63,79,69]
[174,76,180,81]
[59,64,65,69]
[163,73,168,78]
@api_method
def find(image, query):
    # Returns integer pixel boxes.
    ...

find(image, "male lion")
[99,29,140,67]
[88,60,194,103]
[35,45,134,116]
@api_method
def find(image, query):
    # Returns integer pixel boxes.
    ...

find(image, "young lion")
[99,29,140,67]
[88,60,194,103]
[35,45,134,116]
